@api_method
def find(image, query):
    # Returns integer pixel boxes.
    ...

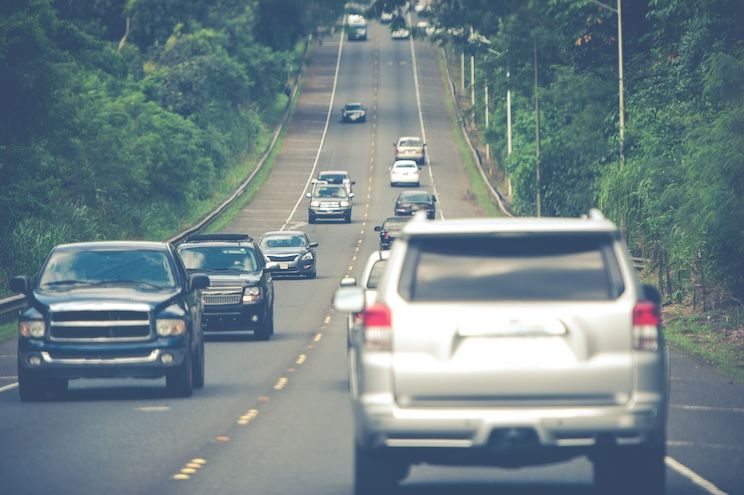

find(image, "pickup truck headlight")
[301,252,314,261]
[243,286,264,303]
[310,200,320,207]
[340,200,350,207]
[156,319,186,337]
[19,320,45,338]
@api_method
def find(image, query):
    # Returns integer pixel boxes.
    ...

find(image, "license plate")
[280,263,289,270]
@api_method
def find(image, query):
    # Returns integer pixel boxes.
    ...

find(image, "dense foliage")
[0,0,344,289]
[429,0,744,305]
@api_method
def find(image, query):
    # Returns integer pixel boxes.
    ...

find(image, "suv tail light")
[361,303,392,352]
[633,301,660,351]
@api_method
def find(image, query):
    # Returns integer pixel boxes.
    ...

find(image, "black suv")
[177,233,275,340]
[10,241,209,401]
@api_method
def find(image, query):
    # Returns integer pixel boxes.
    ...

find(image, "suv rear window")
[399,234,624,301]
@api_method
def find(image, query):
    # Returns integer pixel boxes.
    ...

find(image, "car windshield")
[399,234,625,302]
[366,259,388,289]
[260,235,308,249]
[38,249,176,289]
[315,186,348,198]
[399,138,421,147]
[179,245,258,272]
[400,192,430,202]
[395,162,417,169]
[319,173,347,184]
[345,104,363,111]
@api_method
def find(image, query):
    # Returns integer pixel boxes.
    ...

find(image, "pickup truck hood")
[34,287,180,311]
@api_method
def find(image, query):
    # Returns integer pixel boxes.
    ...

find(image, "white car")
[380,10,394,23]
[389,160,420,187]
[391,27,410,40]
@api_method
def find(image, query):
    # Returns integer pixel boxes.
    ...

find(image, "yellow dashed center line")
[296,354,307,365]
[314,333,323,342]
[274,377,288,390]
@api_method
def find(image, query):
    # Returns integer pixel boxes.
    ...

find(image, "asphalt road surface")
[0,22,742,495]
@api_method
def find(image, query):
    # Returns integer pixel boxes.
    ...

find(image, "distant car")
[394,190,436,219]
[317,170,356,195]
[333,210,668,495]
[380,10,394,23]
[339,250,390,346]
[10,241,210,400]
[178,234,275,340]
[391,27,411,39]
[374,216,410,250]
[259,231,318,279]
[341,102,367,123]
[306,183,354,224]
[393,136,426,164]
[390,159,420,187]
[346,14,368,40]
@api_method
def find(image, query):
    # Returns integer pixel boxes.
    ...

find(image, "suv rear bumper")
[355,399,665,453]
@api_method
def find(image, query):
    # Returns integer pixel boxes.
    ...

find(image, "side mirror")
[349,192,355,199]
[340,276,357,287]
[190,274,210,291]
[432,195,438,202]
[10,276,30,295]
[642,284,662,306]
[309,242,319,248]
[266,261,279,272]
[374,226,382,232]
[333,286,365,312]
[351,181,356,185]
[305,192,312,199]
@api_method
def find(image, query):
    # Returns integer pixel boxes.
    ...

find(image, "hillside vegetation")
[0,0,344,290]
[424,0,744,307]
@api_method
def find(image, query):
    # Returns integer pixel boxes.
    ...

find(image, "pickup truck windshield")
[179,246,258,272]
[38,249,176,289]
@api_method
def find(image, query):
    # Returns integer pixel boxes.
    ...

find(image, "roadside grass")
[663,306,744,383]
[436,50,502,217]
[205,88,301,233]
[0,322,15,342]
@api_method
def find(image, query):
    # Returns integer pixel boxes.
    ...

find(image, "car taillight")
[633,301,660,351]
[361,303,392,352]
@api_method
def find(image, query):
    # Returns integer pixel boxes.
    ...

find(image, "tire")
[345,213,352,224]
[166,345,193,398]
[354,444,407,495]
[593,442,666,495]
[192,338,205,389]
[17,366,61,402]
[308,214,316,224]
[307,268,317,279]
[428,211,435,220]
[255,310,274,341]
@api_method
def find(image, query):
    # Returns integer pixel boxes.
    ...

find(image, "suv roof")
[400,214,619,238]
[185,233,253,243]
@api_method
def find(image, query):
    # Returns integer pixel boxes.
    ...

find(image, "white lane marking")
[136,406,171,412]
[0,382,18,394]
[407,12,444,220]
[669,440,744,452]
[281,33,345,230]
[0,354,16,358]
[666,456,728,495]
[672,404,744,414]
[0,376,18,379]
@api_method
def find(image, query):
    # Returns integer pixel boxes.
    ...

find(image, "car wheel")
[255,311,274,341]
[308,214,316,224]
[354,444,407,495]
[345,213,352,224]
[593,442,666,495]
[192,338,205,389]
[166,344,193,398]
[428,211,435,219]
[307,268,317,279]
[17,366,61,402]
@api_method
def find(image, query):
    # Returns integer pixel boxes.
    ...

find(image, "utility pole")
[485,82,490,160]
[534,39,541,217]
[460,51,465,93]
[470,54,475,106]
[617,0,625,167]
[506,70,512,156]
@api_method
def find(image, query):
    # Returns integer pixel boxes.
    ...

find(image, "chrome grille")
[202,286,242,306]
[50,310,151,342]
[268,254,297,262]
[319,201,341,208]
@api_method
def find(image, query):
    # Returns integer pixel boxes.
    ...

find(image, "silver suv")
[334,210,668,495]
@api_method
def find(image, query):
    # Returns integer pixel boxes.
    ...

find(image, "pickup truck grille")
[50,310,151,342]
[202,286,242,305]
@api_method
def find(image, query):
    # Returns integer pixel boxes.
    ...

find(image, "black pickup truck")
[10,241,209,401]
